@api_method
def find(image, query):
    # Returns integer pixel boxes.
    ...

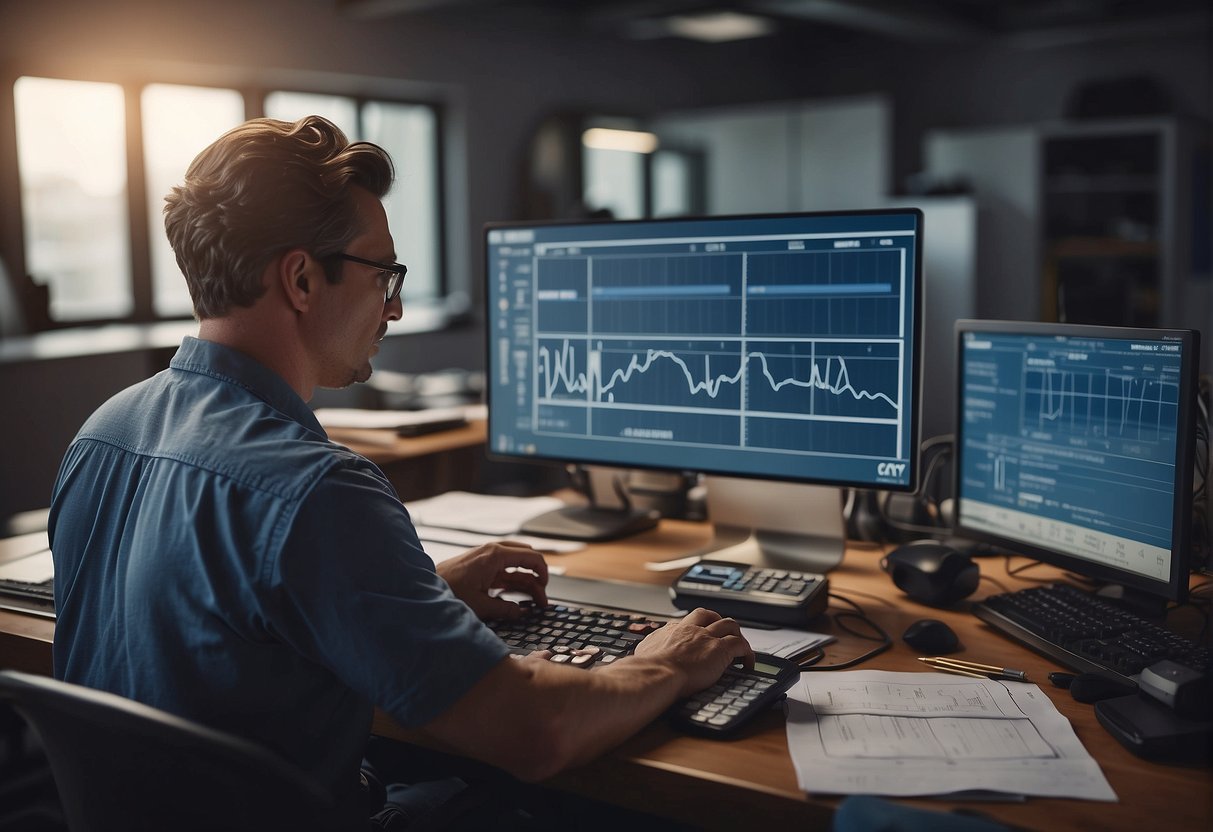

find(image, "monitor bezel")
[952,319,1199,603]
[482,207,925,494]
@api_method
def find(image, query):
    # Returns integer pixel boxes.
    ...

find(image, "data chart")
[487,210,922,487]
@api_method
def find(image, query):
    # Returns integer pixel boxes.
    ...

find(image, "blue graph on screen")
[959,331,1183,560]
[1023,366,1178,442]
[529,245,907,458]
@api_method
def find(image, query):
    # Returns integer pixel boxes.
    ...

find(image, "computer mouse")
[881,541,980,607]
[902,618,961,654]
[1069,672,1138,704]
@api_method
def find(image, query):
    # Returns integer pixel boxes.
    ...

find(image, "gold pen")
[917,656,1029,682]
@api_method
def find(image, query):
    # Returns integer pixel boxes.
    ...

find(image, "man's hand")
[633,607,754,697]
[436,541,549,620]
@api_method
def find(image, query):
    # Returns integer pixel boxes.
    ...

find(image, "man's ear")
[279,249,312,313]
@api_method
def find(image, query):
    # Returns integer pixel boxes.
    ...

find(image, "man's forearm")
[418,654,689,782]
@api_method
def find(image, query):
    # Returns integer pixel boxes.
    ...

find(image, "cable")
[799,592,893,671]
[877,435,955,537]
[827,585,900,609]
[1004,557,1050,579]
[1191,381,1211,571]
[978,573,1010,594]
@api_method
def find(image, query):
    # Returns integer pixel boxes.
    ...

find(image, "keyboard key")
[488,603,667,670]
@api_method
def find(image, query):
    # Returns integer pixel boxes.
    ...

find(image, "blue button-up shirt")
[49,336,508,798]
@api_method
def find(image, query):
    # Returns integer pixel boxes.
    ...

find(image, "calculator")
[669,652,800,738]
[670,560,829,627]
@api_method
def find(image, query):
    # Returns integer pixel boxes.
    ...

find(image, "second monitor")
[485,208,924,570]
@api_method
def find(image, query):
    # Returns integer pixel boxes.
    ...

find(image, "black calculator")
[669,652,800,738]
[670,560,829,627]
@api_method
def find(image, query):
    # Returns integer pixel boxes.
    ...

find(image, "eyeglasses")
[337,253,407,303]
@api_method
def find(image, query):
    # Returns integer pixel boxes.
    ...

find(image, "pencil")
[917,656,1028,682]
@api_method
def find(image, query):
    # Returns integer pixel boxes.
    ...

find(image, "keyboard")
[0,577,56,619]
[972,583,1210,683]
[487,602,668,669]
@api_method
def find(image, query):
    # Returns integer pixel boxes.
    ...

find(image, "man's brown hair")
[164,116,393,319]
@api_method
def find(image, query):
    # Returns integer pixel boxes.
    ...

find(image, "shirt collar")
[170,336,326,437]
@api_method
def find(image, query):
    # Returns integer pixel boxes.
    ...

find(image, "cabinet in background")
[926,117,1209,343]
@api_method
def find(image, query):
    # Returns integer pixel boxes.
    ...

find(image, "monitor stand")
[520,465,660,542]
[647,475,846,573]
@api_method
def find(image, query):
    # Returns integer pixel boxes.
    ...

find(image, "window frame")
[0,67,451,331]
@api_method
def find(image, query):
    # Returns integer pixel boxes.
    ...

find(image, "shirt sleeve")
[264,460,509,728]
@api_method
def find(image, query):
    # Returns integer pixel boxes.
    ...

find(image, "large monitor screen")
[485,209,923,492]
[954,320,1199,602]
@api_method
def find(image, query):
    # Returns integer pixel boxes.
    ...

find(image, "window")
[6,76,447,329]
[266,93,442,302]
[580,123,703,221]
[265,91,358,137]
[143,84,246,318]
[15,77,131,321]
[364,102,440,304]
[652,150,697,218]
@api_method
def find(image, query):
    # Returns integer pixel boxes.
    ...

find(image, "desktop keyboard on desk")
[487,603,668,668]
[487,600,803,737]
[973,583,1210,683]
[0,577,56,618]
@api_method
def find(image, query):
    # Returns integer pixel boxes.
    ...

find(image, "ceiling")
[336,0,1212,47]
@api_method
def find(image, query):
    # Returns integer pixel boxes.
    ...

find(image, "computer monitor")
[953,320,1200,609]
[485,208,924,571]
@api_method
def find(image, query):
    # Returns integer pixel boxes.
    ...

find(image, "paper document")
[0,531,50,565]
[0,548,53,584]
[741,627,834,660]
[414,525,584,554]
[315,406,471,431]
[786,670,1116,801]
[406,491,566,536]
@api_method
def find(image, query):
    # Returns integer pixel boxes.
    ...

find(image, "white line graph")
[537,339,899,419]
[1025,366,1177,441]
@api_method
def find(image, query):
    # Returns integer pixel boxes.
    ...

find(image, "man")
[48,116,751,826]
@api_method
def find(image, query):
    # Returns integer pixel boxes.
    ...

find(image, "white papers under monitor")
[413,525,584,554]
[0,531,50,565]
[786,671,1116,802]
[0,548,53,584]
[314,406,471,431]
[406,491,566,536]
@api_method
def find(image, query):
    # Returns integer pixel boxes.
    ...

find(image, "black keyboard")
[0,578,56,618]
[487,602,668,669]
[973,583,1210,683]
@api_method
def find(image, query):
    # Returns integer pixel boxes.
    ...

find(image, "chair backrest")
[0,670,355,832]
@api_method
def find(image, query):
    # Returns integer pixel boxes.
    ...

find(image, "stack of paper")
[406,491,566,536]
[405,492,586,563]
[785,670,1116,801]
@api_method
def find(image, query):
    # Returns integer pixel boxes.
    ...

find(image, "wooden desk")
[5,517,1211,831]
[379,521,1208,832]
[329,419,487,502]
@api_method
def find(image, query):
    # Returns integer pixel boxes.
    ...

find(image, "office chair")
[0,670,355,832]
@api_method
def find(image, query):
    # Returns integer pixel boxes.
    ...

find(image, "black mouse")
[882,541,980,607]
[902,618,961,654]
[1069,672,1138,703]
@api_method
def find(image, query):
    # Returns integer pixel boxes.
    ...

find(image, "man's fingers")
[680,607,724,626]
[498,569,548,606]
[479,596,533,620]
[704,616,744,638]
[721,633,756,669]
[494,542,550,582]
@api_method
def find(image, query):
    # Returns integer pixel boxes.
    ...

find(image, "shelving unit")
[926,116,1209,340]
[1040,123,1173,327]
